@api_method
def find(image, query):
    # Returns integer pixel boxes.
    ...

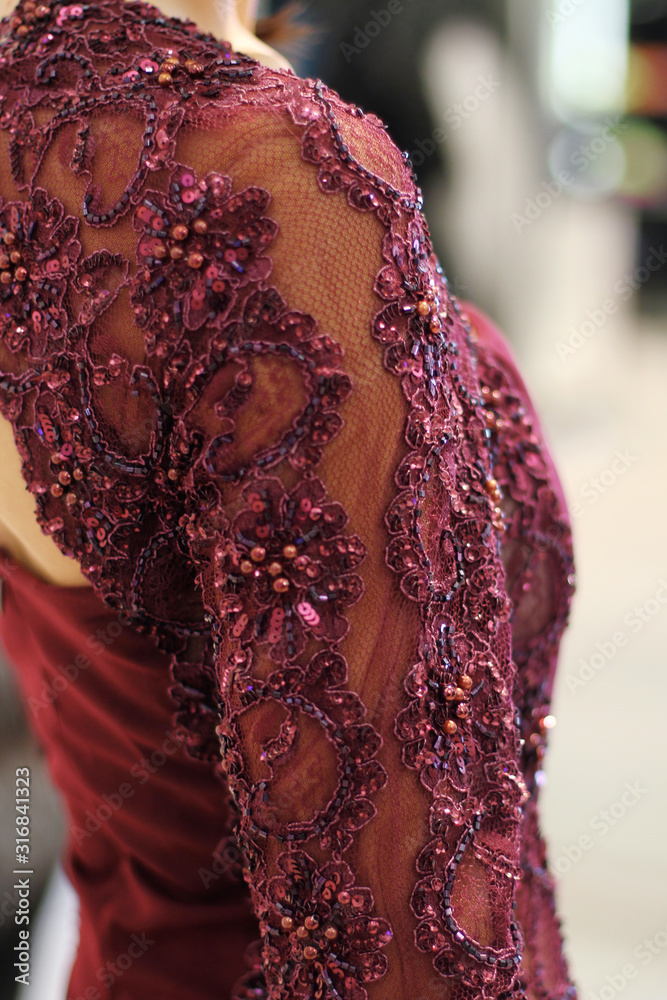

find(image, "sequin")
[0,4,577,998]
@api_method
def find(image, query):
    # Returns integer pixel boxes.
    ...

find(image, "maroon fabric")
[0,0,578,997]
[0,546,260,999]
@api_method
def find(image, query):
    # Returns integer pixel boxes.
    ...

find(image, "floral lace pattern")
[0,1,577,998]
[0,188,82,361]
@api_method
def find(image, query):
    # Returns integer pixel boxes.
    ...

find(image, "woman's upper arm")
[0,56,576,997]
[162,89,542,999]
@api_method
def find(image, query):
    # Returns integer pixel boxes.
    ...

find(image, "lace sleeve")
[462,302,577,999]
[157,88,546,1000]
[0,6,577,994]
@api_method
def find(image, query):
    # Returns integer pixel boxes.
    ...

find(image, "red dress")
[0,1,577,997]
[0,544,260,998]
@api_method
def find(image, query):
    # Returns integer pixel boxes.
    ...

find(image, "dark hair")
[256,2,315,52]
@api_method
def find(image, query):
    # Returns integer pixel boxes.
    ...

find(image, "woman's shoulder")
[196,66,418,208]
[0,0,418,211]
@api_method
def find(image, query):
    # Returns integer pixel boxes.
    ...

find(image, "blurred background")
[2,0,666,997]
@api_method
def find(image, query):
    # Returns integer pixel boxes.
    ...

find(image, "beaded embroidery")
[0,1,577,997]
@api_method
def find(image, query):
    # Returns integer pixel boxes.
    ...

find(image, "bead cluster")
[0,1,579,996]
[262,851,392,997]
[139,211,211,270]
[441,670,473,736]
[48,438,86,506]
[132,163,277,358]
[485,474,505,533]
[8,0,53,39]
[156,52,204,86]
[0,228,27,285]
[238,540,296,596]
[0,189,81,362]
[279,911,340,962]
[214,477,364,662]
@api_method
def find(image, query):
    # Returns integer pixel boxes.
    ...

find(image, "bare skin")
[0,0,292,585]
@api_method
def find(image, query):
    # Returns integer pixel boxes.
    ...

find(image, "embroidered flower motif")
[264,850,392,999]
[0,189,81,361]
[131,163,277,354]
[216,476,365,661]
[0,8,578,998]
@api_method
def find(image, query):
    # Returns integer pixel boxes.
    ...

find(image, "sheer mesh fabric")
[0,2,577,998]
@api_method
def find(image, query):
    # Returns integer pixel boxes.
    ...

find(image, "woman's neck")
[0,0,294,72]
[157,0,251,41]
[158,0,292,70]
